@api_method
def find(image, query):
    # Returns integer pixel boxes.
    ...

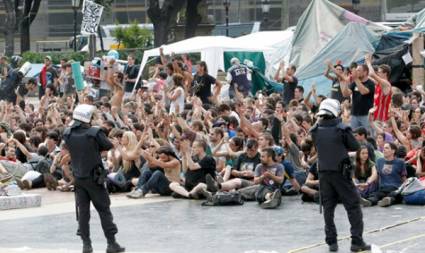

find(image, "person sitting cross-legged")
[361,142,406,207]
[127,146,181,199]
[169,139,216,199]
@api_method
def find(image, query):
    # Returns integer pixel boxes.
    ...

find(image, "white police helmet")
[72,104,96,123]
[230,57,240,65]
[317,98,341,117]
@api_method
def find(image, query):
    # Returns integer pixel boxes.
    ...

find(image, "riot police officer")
[226,57,252,98]
[310,99,370,252]
[63,104,125,253]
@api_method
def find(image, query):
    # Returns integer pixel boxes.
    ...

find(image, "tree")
[184,0,202,39]
[147,0,186,47]
[19,0,42,53]
[1,0,18,56]
[0,0,42,56]
[114,22,153,49]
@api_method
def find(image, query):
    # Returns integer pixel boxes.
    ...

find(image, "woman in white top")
[168,73,185,115]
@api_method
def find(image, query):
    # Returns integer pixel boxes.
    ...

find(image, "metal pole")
[73,7,77,52]
[225,3,229,36]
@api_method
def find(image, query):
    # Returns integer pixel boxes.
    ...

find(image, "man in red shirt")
[365,54,392,122]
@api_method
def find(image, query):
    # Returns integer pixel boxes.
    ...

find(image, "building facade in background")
[0,0,424,51]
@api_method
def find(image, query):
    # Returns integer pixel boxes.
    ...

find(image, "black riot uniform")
[63,120,124,253]
[310,111,370,252]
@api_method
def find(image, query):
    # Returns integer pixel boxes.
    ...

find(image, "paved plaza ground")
[0,189,424,253]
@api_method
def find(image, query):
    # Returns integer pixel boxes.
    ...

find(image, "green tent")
[223,51,267,95]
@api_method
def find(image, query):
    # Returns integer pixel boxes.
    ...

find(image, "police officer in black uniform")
[63,104,125,253]
[226,57,252,98]
[310,99,371,252]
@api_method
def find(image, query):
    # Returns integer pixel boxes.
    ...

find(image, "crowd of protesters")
[0,49,424,210]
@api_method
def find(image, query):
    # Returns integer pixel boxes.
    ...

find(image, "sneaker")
[378,197,392,207]
[260,189,282,209]
[200,188,213,202]
[360,198,372,207]
[82,243,93,253]
[0,173,12,183]
[350,241,371,252]
[328,243,338,252]
[128,189,145,199]
[106,242,125,253]
[126,189,136,198]
[205,174,219,193]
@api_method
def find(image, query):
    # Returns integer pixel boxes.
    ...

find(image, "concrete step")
[0,194,41,210]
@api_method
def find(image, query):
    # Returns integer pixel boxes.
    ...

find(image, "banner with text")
[81,0,104,35]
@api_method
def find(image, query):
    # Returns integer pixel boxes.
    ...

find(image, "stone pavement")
[0,189,424,253]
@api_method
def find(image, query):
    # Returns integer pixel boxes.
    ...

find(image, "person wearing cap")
[63,104,125,253]
[310,98,370,252]
[39,56,58,99]
[226,57,252,99]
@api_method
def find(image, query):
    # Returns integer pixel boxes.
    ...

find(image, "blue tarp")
[295,23,379,96]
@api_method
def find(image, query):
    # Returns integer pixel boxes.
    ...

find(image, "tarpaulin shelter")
[289,0,390,69]
[234,29,294,79]
[402,8,425,31]
[373,43,412,92]
[134,36,270,89]
[296,23,379,96]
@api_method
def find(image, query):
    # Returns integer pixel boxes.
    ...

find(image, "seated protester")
[127,146,181,198]
[352,145,378,198]
[415,142,425,179]
[214,136,245,182]
[205,139,260,192]
[235,148,284,209]
[0,144,29,179]
[273,146,301,194]
[107,131,142,192]
[353,127,376,162]
[208,127,228,173]
[361,143,407,207]
[16,145,56,190]
[300,163,320,203]
[169,139,215,199]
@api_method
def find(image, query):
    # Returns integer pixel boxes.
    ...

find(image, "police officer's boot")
[82,241,93,253]
[350,240,371,252]
[328,243,338,252]
[106,241,125,253]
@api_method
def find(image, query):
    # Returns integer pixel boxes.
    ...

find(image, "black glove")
[93,166,108,185]
[339,158,353,180]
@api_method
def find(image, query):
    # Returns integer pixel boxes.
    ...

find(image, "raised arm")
[365,54,391,95]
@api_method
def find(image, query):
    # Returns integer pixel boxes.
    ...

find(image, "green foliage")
[22,51,89,65]
[113,21,153,49]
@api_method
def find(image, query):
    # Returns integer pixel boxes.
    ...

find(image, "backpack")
[34,158,52,174]
[396,177,425,196]
[202,191,244,206]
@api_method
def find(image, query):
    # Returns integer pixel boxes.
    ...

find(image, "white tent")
[135,36,271,85]
[234,29,294,78]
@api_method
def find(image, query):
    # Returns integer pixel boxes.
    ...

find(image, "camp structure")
[233,29,294,79]
[134,36,271,87]
[289,0,390,69]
